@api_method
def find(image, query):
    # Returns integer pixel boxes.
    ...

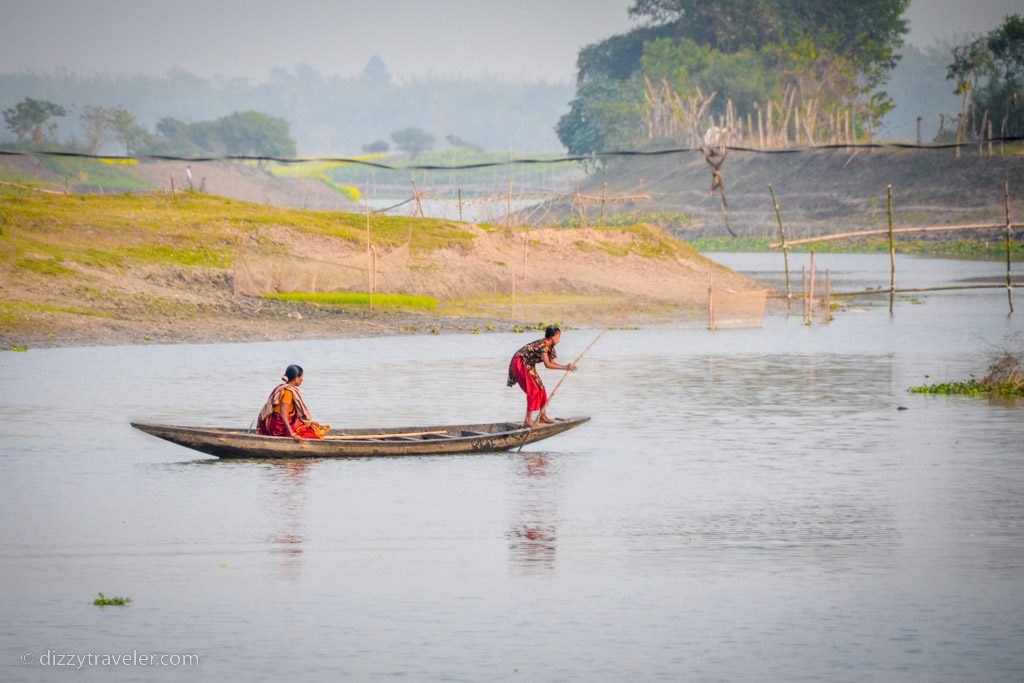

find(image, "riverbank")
[0,187,765,349]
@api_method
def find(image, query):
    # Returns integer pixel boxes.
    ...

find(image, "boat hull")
[131,417,590,459]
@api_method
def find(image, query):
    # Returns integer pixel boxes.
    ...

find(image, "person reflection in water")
[507,326,576,427]
[256,365,327,441]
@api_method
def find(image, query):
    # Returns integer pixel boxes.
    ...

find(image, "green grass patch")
[15,257,77,277]
[265,291,438,309]
[39,156,150,191]
[688,236,1024,260]
[909,352,1024,398]
[0,300,111,318]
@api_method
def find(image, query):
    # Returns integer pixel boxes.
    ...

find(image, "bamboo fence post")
[365,193,373,307]
[809,249,817,323]
[802,265,808,321]
[411,179,424,217]
[600,182,607,226]
[370,245,378,297]
[506,179,513,228]
[169,176,175,195]
[1006,180,1015,314]
[522,233,528,282]
[769,185,792,303]
[887,184,896,314]
[707,264,715,330]
[457,188,463,221]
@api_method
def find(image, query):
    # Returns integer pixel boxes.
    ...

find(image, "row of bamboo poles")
[769,180,1019,314]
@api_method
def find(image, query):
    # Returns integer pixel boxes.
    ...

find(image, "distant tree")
[109,107,141,156]
[362,139,390,153]
[362,55,392,86]
[445,134,484,151]
[2,97,66,144]
[390,127,435,158]
[214,110,296,158]
[947,14,1024,138]
[79,106,114,154]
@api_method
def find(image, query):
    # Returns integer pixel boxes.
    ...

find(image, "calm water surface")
[2,254,1023,681]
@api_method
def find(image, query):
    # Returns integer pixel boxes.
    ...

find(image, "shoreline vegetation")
[910,352,1024,398]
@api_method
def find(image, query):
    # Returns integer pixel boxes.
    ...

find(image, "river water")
[2,254,1022,681]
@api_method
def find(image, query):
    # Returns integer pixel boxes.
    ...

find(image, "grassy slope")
[0,188,697,341]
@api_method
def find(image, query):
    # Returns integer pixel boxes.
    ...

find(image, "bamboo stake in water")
[1006,180,1015,314]
[887,184,896,315]
[457,188,463,222]
[809,249,817,322]
[769,184,791,303]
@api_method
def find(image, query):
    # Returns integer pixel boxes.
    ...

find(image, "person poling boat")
[256,365,330,441]
[507,326,577,427]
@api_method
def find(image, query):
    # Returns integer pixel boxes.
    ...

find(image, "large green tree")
[558,0,910,153]
[947,14,1024,138]
[390,127,435,158]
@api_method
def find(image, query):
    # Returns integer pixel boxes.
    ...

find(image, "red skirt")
[510,356,547,411]
[257,413,323,439]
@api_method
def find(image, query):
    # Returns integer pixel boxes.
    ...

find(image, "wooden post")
[411,179,424,217]
[916,116,923,146]
[506,178,513,228]
[64,177,69,195]
[1006,180,1015,314]
[802,265,808,321]
[169,176,175,195]
[600,181,607,227]
[522,233,528,282]
[769,184,792,303]
[809,249,817,322]
[887,184,896,314]
[371,245,378,297]
[457,188,463,222]
[365,194,373,307]
[707,265,715,330]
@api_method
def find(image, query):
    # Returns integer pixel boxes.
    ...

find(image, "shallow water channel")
[2,254,1023,681]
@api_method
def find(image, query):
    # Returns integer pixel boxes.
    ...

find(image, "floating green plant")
[910,352,1024,398]
[93,592,131,606]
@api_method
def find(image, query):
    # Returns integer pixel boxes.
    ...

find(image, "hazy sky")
[1,0,1021,82]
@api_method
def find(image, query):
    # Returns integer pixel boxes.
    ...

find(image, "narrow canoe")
[131,416,590,459]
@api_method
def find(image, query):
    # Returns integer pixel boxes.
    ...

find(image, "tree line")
[556,1,1023,154]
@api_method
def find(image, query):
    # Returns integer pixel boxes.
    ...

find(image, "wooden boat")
[131,416,590,459]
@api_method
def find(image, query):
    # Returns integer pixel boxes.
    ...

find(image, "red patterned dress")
[507,339,555,411]
[256,383,323,439]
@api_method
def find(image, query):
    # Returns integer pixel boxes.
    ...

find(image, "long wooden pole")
[768,222,1024,248]
[769,184,791,302]
[1006,180,1015,314]
[888,184,896,315]
[809,249,817,321]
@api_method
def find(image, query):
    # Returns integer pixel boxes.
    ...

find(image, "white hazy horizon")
[1,0,1021,83]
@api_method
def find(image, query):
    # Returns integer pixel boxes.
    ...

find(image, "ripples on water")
[1,254,1022,681]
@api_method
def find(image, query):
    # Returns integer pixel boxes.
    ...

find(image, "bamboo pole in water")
[802,265,808,320]
[457,188,463,222]
[888,184,896,315]
[769,184,792,303]
[768,222,1024,248]
[1006,180,1015,314]
[809,249,817,322]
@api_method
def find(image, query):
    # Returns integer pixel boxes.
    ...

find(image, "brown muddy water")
[2,254,1023,681]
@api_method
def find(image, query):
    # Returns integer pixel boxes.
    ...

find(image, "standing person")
[507,326,576,427]
[256,365,327,440]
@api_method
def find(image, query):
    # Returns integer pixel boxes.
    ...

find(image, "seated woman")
[507,326,576,427]
[256,365,326,440]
